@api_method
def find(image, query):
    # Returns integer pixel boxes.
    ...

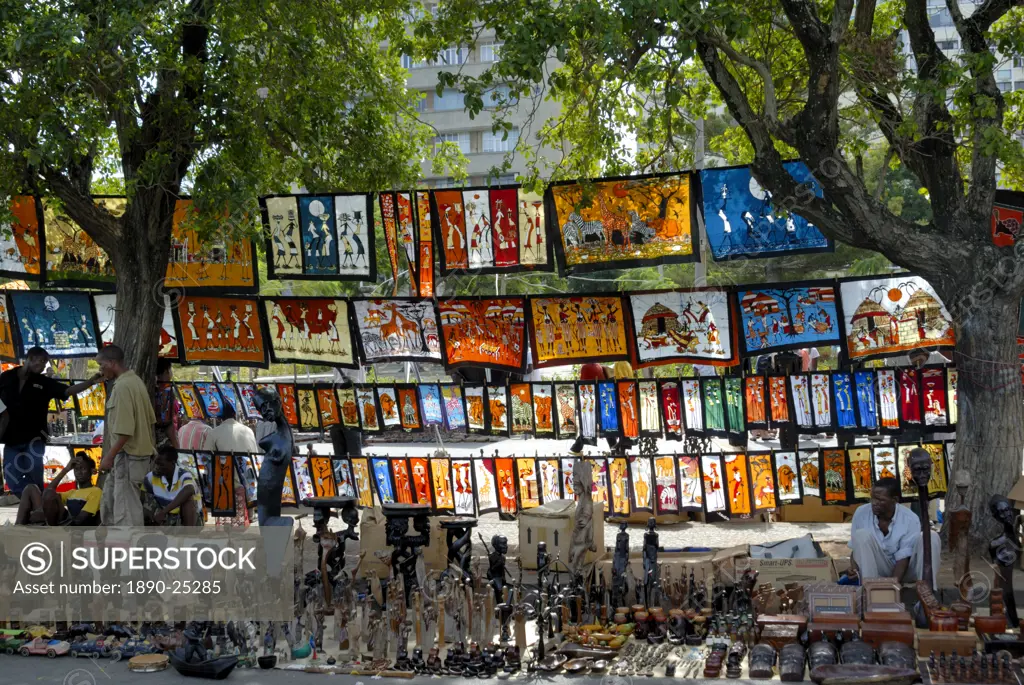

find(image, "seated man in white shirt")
[205,402,259,453]
[848,477,939,586]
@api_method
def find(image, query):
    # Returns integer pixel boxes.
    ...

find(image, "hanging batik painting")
[335,459,356,498]
[290,457,314,502]
[211,454,237,517]
[236,455,259,507]
[607,457,631,516]
[923,442,948,497]
[356,385,381,432]
[95,293,181,361]
[441,384,468,432]
[261,193,375,281]
[10,291,99,359]
[654,456,678,514]
[338,387,361,429]
[821,449,847,504]
[630,456,654,511]
[315,387,340,428]
[218,383,239,415]
[277,384,299,427]
[944,441,956,475]
[0,294,16,361]
[371,457,396,504]
[597,380,621,436]
[378,192,419,294]
[176,295,268,367]
[376,386,401,430]
[539,458,562,504]
[431,458,455,513]
[638,380,662,437]
[895,445,921,500]
[487,384,510,436]
[702,377,727,436]
[516,457,540,509]
[517,189,550,269]
[509,383,535,436]
[474,459,499,515]
[947,369,958,425]
[681,379,704,433]
[496,458,518,518]
[438,297,527,373]
[618,380,640,439]
[176,383,203,420]
[723,453,752,516]
[433,190,469,271]
[992,189,1024,246]
[898,369,922,426]
[351,458,374,508]
[162,199,257,294]
[280,462,299,507]
[773,452,802,504]
[699,162,831,261]
[548,172,699,275]
[659,380,683,439]
[724,376,745,434]
[73,380,106,417]
[554,383,579,439]
[395,385,422,432]
[789,375,813,430]
[194,382,226,419]
[832,372,856,430]
[768,376,790,424]
[921,367,948,427]
[628,288,736,368]
[309,456,337,499]
[410,457,432,507]
[839,274,955,361]
[528,295,630,368]
[877,369,900,431]
[872,446,898,484]
[415,191,434,297]
[744,376,768,430]
[810,373,832,429]
[735,281,841,355]
[465,385,487,434]
[678,455,703,511]
[390,458,414,504]
[0,196,43,282]
[797,449,822,498]
[748,453,777,511]
[701,454,726,514]
[532,383,555,437]
[351,298,441,364]
[854,370,879,431]
[589,458,609,507]
[194,452,213,505]
[560,458,576,499]
[263,297,357,368]
[579,382,597,443]
[848,448,873,501]
[297,386,321,431]
[237,384,263,421]
[418,384,444,428]
[43,196,120,288]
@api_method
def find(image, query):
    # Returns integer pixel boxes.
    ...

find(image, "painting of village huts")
[628,288,736,367]
[839,275,955,361]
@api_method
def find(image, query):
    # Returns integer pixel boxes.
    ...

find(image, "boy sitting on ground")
[15,452,102,525]
[141,445,203,526]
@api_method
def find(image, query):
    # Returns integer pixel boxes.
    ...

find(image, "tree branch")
[703,33,779,125]
[854,0,877,37]
[41,170,121,253]
[966,0,1024,32]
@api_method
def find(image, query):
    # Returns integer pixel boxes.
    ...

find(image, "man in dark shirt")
[0,347,101,497]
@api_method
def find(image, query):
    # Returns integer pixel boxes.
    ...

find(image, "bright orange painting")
[528,295,630,368]
[496,457,517,515]
[435,190,469,270]
[822,449,847,503]
[318,388,340,427]
[438,297,526,372]
[338,387,360,428]
[618,380,639,438]
[748,453,777,510]
[0,294,18,360]
[431,458,455,510]
[745,376,767,424]
[166,199,256,292]
[410,457,432,506]
[516,458,539,509]
[309,456,337,498]
[277,384,299,427]
[177,295,267,366]
[0,196,42,278]
[769,376,789,423]
[608,457,630,515]
[416,191,434,297]
[392,458,414,504]
[509,383,533,435]
[351,458,374,508]
[396,386,421,431]
[723,453,751,516]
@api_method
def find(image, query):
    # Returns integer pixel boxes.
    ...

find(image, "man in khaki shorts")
[96,345,155,525]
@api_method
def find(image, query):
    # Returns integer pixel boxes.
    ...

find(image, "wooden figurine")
[947,471,972,596]
[989,494,1021,627]
[568,459,596,585]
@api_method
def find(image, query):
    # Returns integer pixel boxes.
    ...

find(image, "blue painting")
[10,291,99,359]
[371,457,395,504]
[218,383,239,413]
[194,382,225,419]
[441,385,466,431]
[854,370,879,431]
[597,380,619,434]
[735,281,841,356]
[700,162,832,260]
[833,372,857,429]
[418,384,444,427]
[297,196,340,276]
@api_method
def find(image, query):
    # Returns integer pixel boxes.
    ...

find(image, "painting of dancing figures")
[176,296,267,365]
[263,297,356,367]
[529,295,630,368]
[352,298,442,364]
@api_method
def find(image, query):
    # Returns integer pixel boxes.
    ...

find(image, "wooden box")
[861,621,915,648]
[917,630,978,657]
[862,610,913,625]
[520,499,604,569]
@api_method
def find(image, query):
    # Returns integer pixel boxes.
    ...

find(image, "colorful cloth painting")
[297,386,320,431]
[797,449,821,498]
[629,288,736,367]
[438,297,526,372]
[194,382,226,419]
[854,371,879,431]
[176,383,203,420]
[516,457,540,509]
[496,458,518,517]
[589,458,609,506]
[638,380,661,437]
[877,369,899,430]
[538,458,561,504]
[391,458,415,504]
[723,453,751,516]
[768,375,789,424]
[947,369,958,425]
[509,383,535,435]
[659,380,683,438]
[396,385,422,432]
[701,454,726,513]
[561,458,576,499]
[309,456,337,498]
[377,193,401,294]
[433,190,470,271]
[548,172,699,275]
[371,458,395,504]
[487,384,509,436]
[176,296,267,367]
[218,383,239,414]
[748,453,777,511]
[316,387,340,427]
[619,380,640,439]
[261,193,375,281]
[872,446,898,484]
[335,459,356,498]
[277,383,299,427]
[724,376,745,433]
[702,377,727,436]
[839,274,955,361]
[262,297,356,368]
[735,281,840,356]
[630,456,653,511]
[465,385,487,433]
[945,441,956,474]
[236,455,259,506]
[73,382,106,417]
[376,386,401,430]
[441,384,467,431]
[832,372,856,429]
[280,462,299,506]
[352,298,441,364]
[166,199,257,293]
[681,379,704,433]
[417,384,444,427]
[810,373,832,429]
[744,376,768,429]
[0,294,16,361]
[43,196,120,288]
[992,189,1024,246]
[408,457,432,506]
[355,386,381,432]
[528,295,629,368]
[654,455,678,514]
[578,382,597,443]
[10,291,99,358]
[848,448,873,501]
[789,375,813,429]
[474,459,499,514]
[95,293,180,360]
[821,449,847,504]
[380,192,420,294]
[416,191,434,297]
[607,457,631,515]
[922,368,948,427]
[338,387,361,429]
[237,384,262,421]
[532,383,555,436]
[678,455,703,511]
[554,383,579,439]
[194,452,213,504]
[0,196,44,281]
[700,162,831,261]
[430,457,455,513]
[351,458,374,508]
[898,369,922,425]
[519,190,551,268]
[597,380,621,435]
[211,454,237,517]
[899,443,948,499]
[774,451,802,504]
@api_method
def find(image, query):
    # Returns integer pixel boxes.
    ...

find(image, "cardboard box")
[743,556,837,585]
[519,499,605,570]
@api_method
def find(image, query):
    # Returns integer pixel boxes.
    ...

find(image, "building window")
[433,177,458,188]
[928,9,952,27]
[936,40,959,51]
[435,132,471,154]
[484,85,517,108]
[1015,57,1024,68]
[415,93,427,113]
[479,43,503,62]
[997,68,1012,81]
[402,54,428,70]
[1016,82,1024,91]
[494,174,517,185]
[436,47,468,66]
[433,89,466,111]
[482,127,520,153]
[998,81,1012,92]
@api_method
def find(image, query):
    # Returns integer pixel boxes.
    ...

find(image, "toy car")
[0,631,29,655]
[69,637,112,659]
[108,638,158,662]
[19,638,70,658]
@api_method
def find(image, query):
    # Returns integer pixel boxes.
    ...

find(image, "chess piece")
[989,494,1021,627]
[254,387,295,524]
[643,517,659,607]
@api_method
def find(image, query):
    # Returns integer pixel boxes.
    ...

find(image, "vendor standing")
[0,346,102,496]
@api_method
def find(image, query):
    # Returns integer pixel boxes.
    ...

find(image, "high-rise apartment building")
[923,0,1023,92]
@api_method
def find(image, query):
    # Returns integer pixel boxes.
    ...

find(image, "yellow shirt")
[106,370,157,456]
[61,486,103,522]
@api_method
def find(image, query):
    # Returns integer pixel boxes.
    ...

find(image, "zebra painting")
[628,212,657,245]
[561,212,606,247]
